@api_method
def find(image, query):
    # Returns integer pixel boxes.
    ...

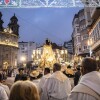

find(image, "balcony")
[82,49,89,54]
[78,51,89,57]
[91,39,100,51]
[90,7,96,18]
[91,7,100,19]
[77,51,82,55]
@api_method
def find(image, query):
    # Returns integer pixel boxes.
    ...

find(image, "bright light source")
[20,56,26,62]
[65,50,67,54]
[31,55,33,58]
[33,50,35,54]
[88,38,93,46]
[61,50,64,54]
[47,57,53,62]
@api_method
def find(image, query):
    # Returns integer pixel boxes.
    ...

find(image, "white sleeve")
[0,87,8,100]
[41,78,52,100]
[67,78,71,94]
[5,86,10,97]
[68,92,97,100]
[38,77,45,94]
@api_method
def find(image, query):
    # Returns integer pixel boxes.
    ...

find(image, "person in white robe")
[68,57,100,100]
[0,73,10,97]
[41,63,71,100]
[0,86,8,100]
[38,68,51,95]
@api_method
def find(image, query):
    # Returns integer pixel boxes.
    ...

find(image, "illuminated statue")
[40,39,56,69]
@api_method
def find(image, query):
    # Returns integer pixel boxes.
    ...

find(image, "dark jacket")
[14,74,23,82]
[74,71,81,86]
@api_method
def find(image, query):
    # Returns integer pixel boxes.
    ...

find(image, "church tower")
[0,12,4,31]
[8,13,19,36]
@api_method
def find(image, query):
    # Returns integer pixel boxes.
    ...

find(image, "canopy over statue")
[40,39,56,69]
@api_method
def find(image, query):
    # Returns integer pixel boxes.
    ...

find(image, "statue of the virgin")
[40,39,56,69]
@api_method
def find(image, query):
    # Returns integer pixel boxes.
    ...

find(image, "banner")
[0,0,100,8]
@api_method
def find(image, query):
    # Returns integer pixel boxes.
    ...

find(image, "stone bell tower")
[8,13,19,36]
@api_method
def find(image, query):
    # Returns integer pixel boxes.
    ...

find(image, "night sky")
[0,7,82,44]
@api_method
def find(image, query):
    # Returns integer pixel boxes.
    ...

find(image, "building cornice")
[89,17,100,35]
[91,40,100,51]
[0,43,18,48]
[1,31,18,37]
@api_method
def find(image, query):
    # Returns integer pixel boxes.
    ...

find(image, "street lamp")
[20,56,26,62]
[65,50,68,62]
[88,38,93,57]
[20,56,26,67]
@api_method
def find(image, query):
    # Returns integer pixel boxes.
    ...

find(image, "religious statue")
[40,39,56,69]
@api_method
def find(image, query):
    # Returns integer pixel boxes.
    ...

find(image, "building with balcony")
[72,12,82,56]
[0,12,19,69]
[72,8,92,57]
[88,7,100,60]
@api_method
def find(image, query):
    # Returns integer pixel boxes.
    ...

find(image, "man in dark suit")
[14,68,24,82]
[74,66,81,86]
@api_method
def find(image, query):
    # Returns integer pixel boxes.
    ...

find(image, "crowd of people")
[0,57,100,100]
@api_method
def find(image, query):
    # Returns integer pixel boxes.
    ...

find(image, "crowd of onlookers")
[0,57,100,100]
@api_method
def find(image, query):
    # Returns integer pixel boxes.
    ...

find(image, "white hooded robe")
[41,71,71,100]
[68,71,100,100]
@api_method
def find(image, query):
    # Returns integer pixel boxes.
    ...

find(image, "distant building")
[64,40,73,54]
[72,13,81,56]
[72,8,92,57]
[64,40,74,62]
[0,12,19,68]
[18,41,36,64]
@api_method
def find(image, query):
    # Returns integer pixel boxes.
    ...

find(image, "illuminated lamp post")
[88,38,93,57]
[20,56,26,67]
[61,50,64,62]
[65,50,68,62]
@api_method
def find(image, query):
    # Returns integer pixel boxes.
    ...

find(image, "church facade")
[0,12,19,69]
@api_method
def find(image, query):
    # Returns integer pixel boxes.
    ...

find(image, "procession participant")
[68,57,100,100]
[38,68,51,95]
[0,73,10,97]
[74,66,81,86]
[14,68,24,82]
[30,70,40,80]
[0,86,8,100]
[65,65,74,78]
[41,63,71,100]
[30,70,40,87]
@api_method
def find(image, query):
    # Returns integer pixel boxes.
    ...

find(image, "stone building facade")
[72,8,92,57]
[18,41,37,64]
[88,7,100,60]
[0,12,19,69]
[72,13,81,56]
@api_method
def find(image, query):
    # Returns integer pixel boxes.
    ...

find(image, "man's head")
[81,57,97,75]
[18,68,24,75]
[67,65,71,69]
[76,65,80,71]
[53,63,61,72]
[44,68,50,75]
[77,67,80,71]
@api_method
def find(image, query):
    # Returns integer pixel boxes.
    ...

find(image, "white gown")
[41,71,71,100]
[0,86,8,100]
